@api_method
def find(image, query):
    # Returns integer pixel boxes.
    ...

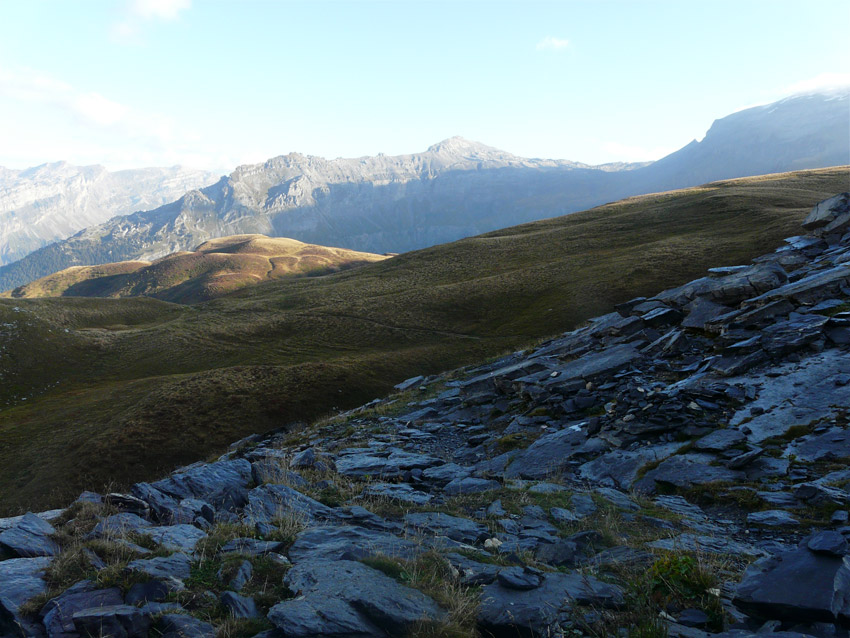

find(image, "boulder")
[150,459,252,510]
[244,483,334,524]
[127,553,192,583]
[72,605,152,638]
[0,557,51,636]
[288,526,420,563]
[802,193,850,233]
[41,582,123,638]
[478,570,622,637]
[220,591,260,618]
[157,614,216,638]
[0,512,61,557]
[142,524,207,552]
[268,560,446,637]
[404,512,489,545]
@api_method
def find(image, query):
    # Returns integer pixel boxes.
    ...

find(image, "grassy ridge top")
[0,167,845,513]
[2,234,388,303]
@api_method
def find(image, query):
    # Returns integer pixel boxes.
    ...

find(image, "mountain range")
[0,90,846,293]
[0,163,217,268]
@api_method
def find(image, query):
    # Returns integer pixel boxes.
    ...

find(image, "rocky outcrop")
[1,193,849,636]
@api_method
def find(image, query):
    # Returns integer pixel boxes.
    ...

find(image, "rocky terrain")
[1,90,846,293]
[1,235,388,303]
[1,192,848,637]
[0,163,218,268]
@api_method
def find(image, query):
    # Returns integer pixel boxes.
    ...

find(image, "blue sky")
[0,0,847,172]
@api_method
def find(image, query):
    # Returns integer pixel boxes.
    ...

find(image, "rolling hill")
[0,90,846,293]
[0,166,845,514]
[1,235,388,303]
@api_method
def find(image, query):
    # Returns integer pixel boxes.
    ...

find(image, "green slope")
[0,166,846,513]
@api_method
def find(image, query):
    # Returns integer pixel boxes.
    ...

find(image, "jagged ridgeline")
[1,186,849,638]
[0,167,846,516]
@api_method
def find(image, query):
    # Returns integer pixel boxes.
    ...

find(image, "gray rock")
[543,344,642,387]
[0,512,61,557]
[125,580,169,605]
[421,463,471,486]
[733,544,850,625]
[637,454,744,493]
[404,512,489,545]
[245,483,334,524]
[693,429,746,452]
[90,513,152,538]
[220,560,253,591]
[288,526,420,563]
[478,570,623,637]
[497,566,543,590]
[0,556,51,635]
[803,193,850,232]
[648,534,766,558]
[219,538,288,556]
[42,583,123,637]
[506,426,605,479]
[595,487,639,511]
[335,450,442,478]
[127,553,192,582]
[445,553,501,585]
[157,614,216,638]
[443,477,500,495]
[577,443,682,489]
[807,531,848,556]
[570,493,598,518]
[221,591,260,618]
[150,458,253,510]
[682,297,733,330]
[361,482,432,505]
[268,559,446,636]
[72,605,152,638]
[142,524,207,552]
[550,507,580,524]
[746,510,800,526]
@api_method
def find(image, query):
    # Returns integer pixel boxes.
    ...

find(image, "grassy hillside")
[0,167,845,513]
[2,235,388,303]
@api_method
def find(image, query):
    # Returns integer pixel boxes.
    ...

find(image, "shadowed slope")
[2,235,388,303]
[0,167,845,513]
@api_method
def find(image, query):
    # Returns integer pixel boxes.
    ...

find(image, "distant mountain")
[0,90,846,292]
[1,234,387,303]
[0,162,218,265]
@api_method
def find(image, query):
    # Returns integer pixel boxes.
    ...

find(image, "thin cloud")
[602,141,675,162]
[536,36,569,52]
[111,0,191,43]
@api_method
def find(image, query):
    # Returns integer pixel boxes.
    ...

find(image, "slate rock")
[595,487,639,511]
[361,482,432,505]
[268,559,446,637]
[90,513,152,538]
[506,426,605,480]
[445,553,501,586]
[220,538,288,556]
[245,483,334,524]
[747,510,800,527]
[443,477,500,495]
[807,531,848,556]
[733,544,850,625]
[478,571,623,637]
[72,605,152,638]
[125,580,169,606]
[693,429,746,452]
[422,463,471,486]
[288,526,420,563]
[151,459,252,510]
[0,556,51,635]
[648,534,766,558]
[221,591,260,618]
[497,566,543,590]
[157,614,216,638]
[550,507,580,524]
[0,512,61,558]
[42,584,123,638]
[143,524,207,552]
[404,512,489,545]
[219,560,253,592]
[127,553,192,583]
[637,454,744,493]
[803,193,850,231]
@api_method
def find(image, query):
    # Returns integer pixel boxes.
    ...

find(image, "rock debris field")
[1,192,850,637]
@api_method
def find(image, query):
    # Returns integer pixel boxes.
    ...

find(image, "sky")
[0,0,848,173]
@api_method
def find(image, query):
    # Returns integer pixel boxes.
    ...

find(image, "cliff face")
[1,194,848,638]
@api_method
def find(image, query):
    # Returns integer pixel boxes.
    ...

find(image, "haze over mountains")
[0,89,846,293]
[0,163,217,267]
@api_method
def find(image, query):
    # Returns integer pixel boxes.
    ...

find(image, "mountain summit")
[0,90,846,293]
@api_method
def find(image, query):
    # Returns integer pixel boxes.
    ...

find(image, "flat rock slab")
[746,510,800,527]
[361,483,433,505]
[478,570,623,637]
[577,443,683,489]
[335,450,443,478]
[150,458,252,509]
[0,512,61,557]
[648,534,766,559]
[636,454,744,492]
[0,509,64,532]
[268,559,446,637]
[157,614,216,638]
[404,512,489,545]
[733,544,850,625]
[543,343,642,387]
[72,604,151,638]
[91,513,152,538]
[244,483,335,524]
[787,427,850,463]
[0,557,51,631]
[143,524,207,552]
[127,553,192,583]
[729,350,850,442]
[288,525,420,563]
[42,582,123,638]
[506,426,607,480]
